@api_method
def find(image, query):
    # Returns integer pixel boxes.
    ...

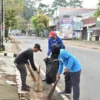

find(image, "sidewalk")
[0,55,19,100]
[63,40,100,50]
[0,39,20,99]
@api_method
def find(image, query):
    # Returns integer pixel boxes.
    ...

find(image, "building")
[82,17,97,41]
[88,18,100,41]
[51,8,96,39]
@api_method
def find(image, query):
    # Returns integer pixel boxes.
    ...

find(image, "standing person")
[14,43,42,91]
[56,49,82,100]
[47,31,65,57]
[42,31,65,81]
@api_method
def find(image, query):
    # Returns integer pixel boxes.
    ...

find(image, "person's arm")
[60,39,64,49]
[58,60,64,74]
[47,38,51,56]
[57,56,64,80]
[26,61,29,65]
[28,50,37,71]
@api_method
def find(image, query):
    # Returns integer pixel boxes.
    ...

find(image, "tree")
[5,9,17,37]
[51,0,83,15]
[31,12,49,33]
[5,0,23,15]
[5,0,23,37]
[52,0,68,11]
[68,0,83,8]
[94,0,100,17]
[16,16,27,31]
[38,3,54,17]
[22,0,41,21]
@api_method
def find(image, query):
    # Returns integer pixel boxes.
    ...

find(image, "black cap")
[34,43,42,52]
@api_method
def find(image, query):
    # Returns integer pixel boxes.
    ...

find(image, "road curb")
[0,52,17,57]
[64,41,100,50]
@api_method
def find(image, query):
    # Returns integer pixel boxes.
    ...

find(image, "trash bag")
[44,58,59,84]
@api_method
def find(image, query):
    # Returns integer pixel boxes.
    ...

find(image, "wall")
[91,30,100,41]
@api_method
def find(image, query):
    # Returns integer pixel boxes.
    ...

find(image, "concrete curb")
[64,41,100,50]
[0,52,17,57]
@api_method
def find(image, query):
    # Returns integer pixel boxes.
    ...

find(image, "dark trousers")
[65,70,81,100]
[64,72,72,93]
[16,64,27,87]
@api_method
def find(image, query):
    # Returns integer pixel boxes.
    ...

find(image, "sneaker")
[59,91,71,95]
[21,86,30,91]
[25,85,31,88]
[42,79,46,82]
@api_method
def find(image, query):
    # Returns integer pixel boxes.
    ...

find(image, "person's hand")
[45,56,49,59]
[56,74,60,80]
[36,69,40,74]
[44,56,49,61]
[64,68,69,72]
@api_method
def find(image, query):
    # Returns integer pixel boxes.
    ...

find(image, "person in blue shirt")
[42,31,65,81]
[47,31,64,57]
[56,49,82,100]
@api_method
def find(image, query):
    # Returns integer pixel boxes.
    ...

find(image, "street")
[16,36,100,100]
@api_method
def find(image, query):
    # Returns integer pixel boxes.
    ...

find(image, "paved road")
[16,36,100,100]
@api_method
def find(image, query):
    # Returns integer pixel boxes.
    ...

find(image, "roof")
[59,8,96,10]
[82,17,97,25]
[89,27,100,31]
[59,8,96,17]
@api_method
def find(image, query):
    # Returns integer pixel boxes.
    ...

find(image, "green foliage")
[16,16,27,31]
[68,0,83,8]
[38,3,54,17]
[5,9,17,37]
[5,0,23,37]
[5,0,23,15]
[31,12,49,31]
[51,0,83,14]
[94,1,100,17]
[52,0,68,11]
[22,0,41,21]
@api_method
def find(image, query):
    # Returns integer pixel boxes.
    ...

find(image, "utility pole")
[1,0,5,50]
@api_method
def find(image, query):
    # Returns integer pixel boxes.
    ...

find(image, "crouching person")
[56,49,82,100]
[14,43,42,91]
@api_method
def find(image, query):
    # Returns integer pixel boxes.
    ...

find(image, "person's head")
[33,43,42,52]
[51,44,60,55]
[49,31,57,39]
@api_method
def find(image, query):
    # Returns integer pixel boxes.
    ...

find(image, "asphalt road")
[15,36,100,100]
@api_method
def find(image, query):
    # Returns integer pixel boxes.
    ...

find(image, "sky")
[41,0,99,8]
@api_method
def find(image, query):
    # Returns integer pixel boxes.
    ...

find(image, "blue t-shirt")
[58,49,81,74]
[47,36,64,56]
